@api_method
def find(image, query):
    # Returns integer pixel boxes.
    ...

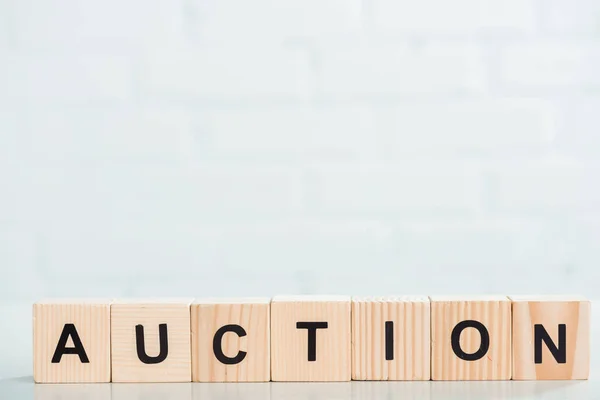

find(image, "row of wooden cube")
[33,295,590,383]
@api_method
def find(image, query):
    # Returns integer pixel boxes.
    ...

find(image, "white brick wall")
[17,108,193,163]
[311,163,480,215]
[499,41,600,90]
[370,0,537,35]
[556,97,600,158]
[488,159,600,213]
[197,106,378,160]
[539,0,600,35]
[319,43,485,96]
[187,0,363,43]
[1,53,133,105]
[12,0,186,49]
[379,98,555,155]
[1,0,599,301]
[139,46,311,100]
[0,2,11,51]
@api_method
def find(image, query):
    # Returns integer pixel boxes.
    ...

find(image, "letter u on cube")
[32,295,590,383]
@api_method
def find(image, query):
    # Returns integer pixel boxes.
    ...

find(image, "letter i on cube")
[352,296,431,380]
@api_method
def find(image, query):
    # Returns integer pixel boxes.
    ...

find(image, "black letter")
[451,320,490,361]
[213,324,247,365]
[136,324,168,364]
[296,322,328,361]
[51,324,90,363]
[385,321,394,361]
[534,324,566,364]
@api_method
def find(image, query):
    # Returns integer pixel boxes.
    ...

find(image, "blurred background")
[1,0,600,304]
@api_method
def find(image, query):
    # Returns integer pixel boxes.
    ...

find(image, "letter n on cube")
[511,296,590,380]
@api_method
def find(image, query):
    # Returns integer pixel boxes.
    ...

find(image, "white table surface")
[1,301,597,399]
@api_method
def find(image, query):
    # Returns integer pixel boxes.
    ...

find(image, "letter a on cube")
[511,296,590,380]
[271,295,351,381]
[33,299,111,383]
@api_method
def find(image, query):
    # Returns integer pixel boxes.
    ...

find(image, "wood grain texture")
[111,299,193,382]
[33,300,111,383]
[511,295,590,380]
[271,295,351,381]
[431,295,511,381]
[191,297,270,382]
[351,295,430,381]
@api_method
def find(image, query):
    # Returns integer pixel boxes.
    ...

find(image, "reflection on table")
[0,377,589,400]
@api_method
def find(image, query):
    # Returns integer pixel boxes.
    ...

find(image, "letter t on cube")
[271,295,351,381]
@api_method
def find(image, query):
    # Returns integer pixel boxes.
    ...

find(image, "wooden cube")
[511,295,590,380]
[191,297,270,382]
[352,296,430,380]
[430,295,511,380]
[111,299,193,382]
[33,299,111,383]
[271,295,351,381]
